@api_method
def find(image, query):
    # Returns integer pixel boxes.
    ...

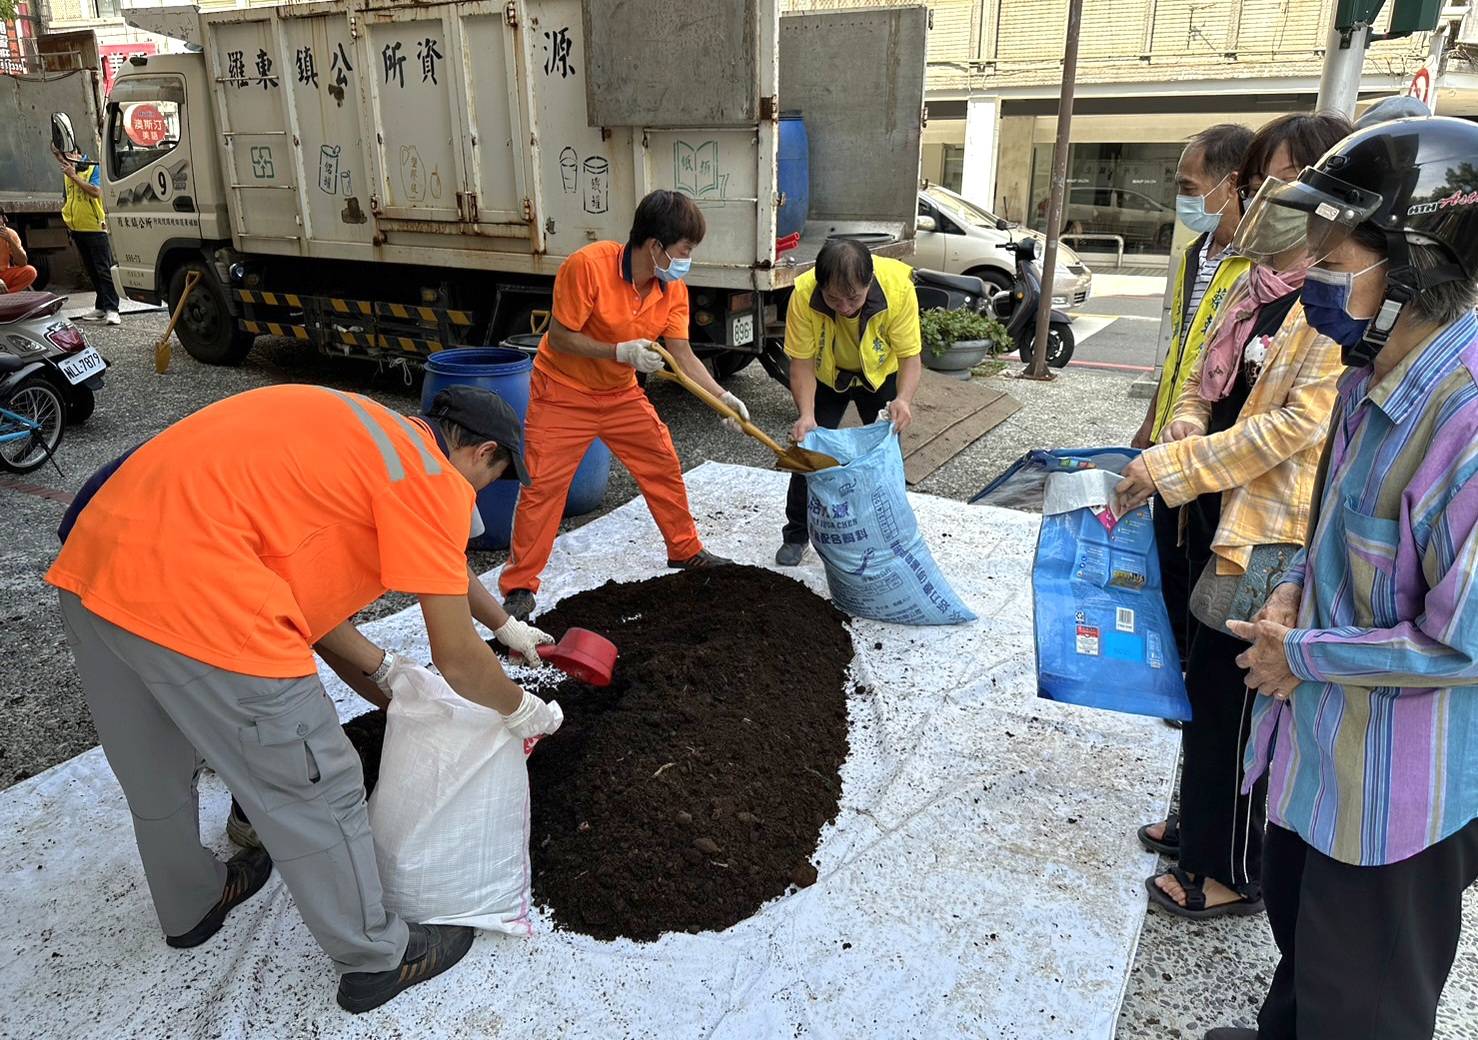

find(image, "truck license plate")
[731,313,754,347]
[58,347,105,385]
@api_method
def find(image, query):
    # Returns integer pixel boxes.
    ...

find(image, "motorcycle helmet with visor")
[1231,115,1478,366]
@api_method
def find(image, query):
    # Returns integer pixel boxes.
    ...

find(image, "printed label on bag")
[1147,631,1164,669]
[1115,606,1135,633]
[1075,624,1101,656]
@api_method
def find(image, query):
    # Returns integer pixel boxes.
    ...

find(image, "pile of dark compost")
[527,564,855,942]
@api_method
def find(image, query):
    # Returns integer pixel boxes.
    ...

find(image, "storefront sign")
[127,103,168,146]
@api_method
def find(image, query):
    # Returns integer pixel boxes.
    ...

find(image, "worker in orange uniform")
[0,213,38,293]
[499,190,745,620]
[46,384,563,1014]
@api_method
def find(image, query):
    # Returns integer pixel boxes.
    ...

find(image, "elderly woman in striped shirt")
[1210,116,1478,1040]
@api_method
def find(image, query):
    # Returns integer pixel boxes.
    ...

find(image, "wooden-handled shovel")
[154,269,202,374]
[647,343,839,474]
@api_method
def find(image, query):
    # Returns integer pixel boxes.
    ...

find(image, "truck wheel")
[712,352,755,382]
[29,253,51,292]
[169,263,255,366]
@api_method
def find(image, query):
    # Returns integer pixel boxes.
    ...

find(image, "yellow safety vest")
[1152,246,1251,439]
[61,158,108,234]
[784,256,922,392]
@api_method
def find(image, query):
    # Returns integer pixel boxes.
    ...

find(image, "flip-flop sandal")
[1137,813,1181,856]
[1145,866,1265,920]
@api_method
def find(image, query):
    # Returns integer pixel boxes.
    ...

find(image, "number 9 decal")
[153,167,174,202]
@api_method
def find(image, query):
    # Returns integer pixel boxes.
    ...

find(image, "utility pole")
[1316,19,1373,117]
[1025,0,1083,380]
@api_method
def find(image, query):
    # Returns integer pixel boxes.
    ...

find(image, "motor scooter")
[991,238,1076,368]
[913,268,992,315]
[0,290,107,471]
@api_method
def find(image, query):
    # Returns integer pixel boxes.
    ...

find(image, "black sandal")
[1145,865,1264,920]
[1137,813,1180,856]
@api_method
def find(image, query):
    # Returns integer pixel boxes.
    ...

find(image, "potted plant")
[919,307,1013,376]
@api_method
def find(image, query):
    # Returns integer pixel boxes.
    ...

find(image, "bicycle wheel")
[0,376,66,474]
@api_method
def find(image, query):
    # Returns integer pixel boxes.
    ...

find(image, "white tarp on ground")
[0,463,1179,1040]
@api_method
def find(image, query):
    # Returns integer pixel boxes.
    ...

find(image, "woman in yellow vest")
[776,239,921,566]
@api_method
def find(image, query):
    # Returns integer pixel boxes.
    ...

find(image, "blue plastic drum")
[421,344,612,550]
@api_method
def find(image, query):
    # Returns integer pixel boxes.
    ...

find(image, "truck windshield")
[108,79,184,181]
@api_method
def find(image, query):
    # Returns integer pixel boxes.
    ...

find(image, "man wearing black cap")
[46,384,562,1013]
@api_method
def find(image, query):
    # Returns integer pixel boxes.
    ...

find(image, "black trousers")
[1152,493,1191,663]
[71,230,119,313]
[1257,819,1478,1040]
[1171,489,1265,890]
[1177,619,1265,889]
[781,372,897,544]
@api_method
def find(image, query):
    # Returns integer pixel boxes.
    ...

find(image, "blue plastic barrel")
[777,111,810,240]
[421,345,612,550]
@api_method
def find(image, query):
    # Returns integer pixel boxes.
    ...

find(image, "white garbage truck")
[109,0,926,381]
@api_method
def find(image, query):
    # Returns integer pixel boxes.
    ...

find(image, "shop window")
[941,145,965,194]
[1031,142,1182,254]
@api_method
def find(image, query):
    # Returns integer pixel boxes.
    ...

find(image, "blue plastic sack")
[801,421,975,626]
[1032,463,1190,721]
[971,446,1140,511]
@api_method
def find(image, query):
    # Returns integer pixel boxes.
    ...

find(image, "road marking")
[1074,312,1159,322]
[0,477,73,505]
[1071,314,1116,346]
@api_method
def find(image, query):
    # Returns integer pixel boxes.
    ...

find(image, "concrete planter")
[923,339,990,375]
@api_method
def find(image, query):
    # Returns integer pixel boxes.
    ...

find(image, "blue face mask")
[1301,261,1386,362]
[654,245,691,283]
[1175,175,1230,235]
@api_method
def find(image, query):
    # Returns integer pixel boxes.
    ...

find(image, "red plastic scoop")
[536,628,618,686]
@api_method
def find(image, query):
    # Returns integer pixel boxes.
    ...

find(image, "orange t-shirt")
[534,241,690,393]
[46,385,474,678]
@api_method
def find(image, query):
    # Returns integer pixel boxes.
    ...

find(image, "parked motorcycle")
[914,267,993,315]
[0,291,106,471]
[991,237,1076,368]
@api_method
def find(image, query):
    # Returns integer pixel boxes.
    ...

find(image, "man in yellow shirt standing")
[777,239,921,566]
[54,141,121,325]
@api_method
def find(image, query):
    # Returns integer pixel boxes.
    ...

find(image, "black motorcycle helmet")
[1232,115,1478,366]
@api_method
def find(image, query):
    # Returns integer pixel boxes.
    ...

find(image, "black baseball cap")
[423,386,530,486]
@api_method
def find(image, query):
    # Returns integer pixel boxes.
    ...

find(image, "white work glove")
[615,339,664,373]
[370,651,415,697]
[719,392,749,434]
[493,616,555,666]
[502,689,564,739]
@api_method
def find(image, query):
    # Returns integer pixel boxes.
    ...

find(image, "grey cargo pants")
[58,591,408,974]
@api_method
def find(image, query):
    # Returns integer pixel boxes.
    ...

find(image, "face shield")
[1231,172,1384,268]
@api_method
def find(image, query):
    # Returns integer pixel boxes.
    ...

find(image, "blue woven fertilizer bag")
[800,422,975,625]
[1033,465,1190,720]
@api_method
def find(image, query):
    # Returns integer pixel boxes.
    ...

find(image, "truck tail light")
[728,292,754,313]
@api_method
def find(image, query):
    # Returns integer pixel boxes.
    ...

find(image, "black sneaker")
[774,541,807,567]
[668,549,732,569]
[503,589,536,621]
[336,923,476,1014]
[165,846,273,949]
[226,798,262,849]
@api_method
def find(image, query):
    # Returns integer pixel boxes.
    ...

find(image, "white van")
[915,185,1093,309]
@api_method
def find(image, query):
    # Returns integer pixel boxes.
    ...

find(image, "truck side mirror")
[51,112,77,156]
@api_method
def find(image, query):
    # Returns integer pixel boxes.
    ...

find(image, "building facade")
[787,0,1474,260]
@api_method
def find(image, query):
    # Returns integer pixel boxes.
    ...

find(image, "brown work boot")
[165,846,273,949]
[668,548,732,569]
[336,923,475,1014]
